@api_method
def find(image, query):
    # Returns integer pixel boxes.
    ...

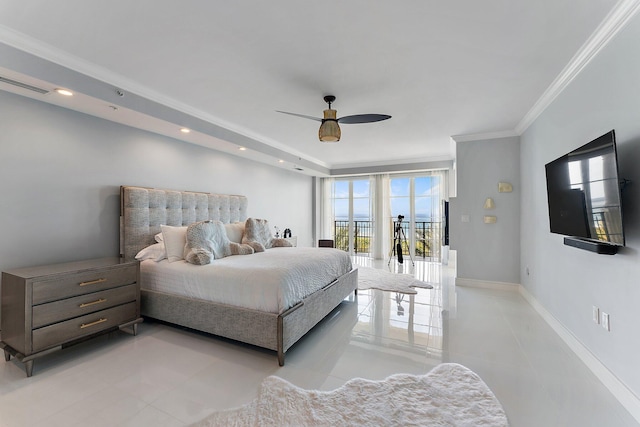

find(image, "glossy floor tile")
[0,258,637,426]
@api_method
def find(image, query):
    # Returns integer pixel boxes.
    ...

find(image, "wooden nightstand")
[1,257,142,377]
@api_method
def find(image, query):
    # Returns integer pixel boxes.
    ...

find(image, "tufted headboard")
[120,186,248,260]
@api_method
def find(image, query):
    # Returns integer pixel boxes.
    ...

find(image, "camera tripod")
[388,218,415,266]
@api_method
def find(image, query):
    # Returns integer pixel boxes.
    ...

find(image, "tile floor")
[0,258,637,426]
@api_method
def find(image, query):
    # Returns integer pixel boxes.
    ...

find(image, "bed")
[119,186,358,365]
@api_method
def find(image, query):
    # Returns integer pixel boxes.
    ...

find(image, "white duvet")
[140,247,353,314]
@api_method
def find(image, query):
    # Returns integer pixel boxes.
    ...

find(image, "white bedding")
[140,247,353,314]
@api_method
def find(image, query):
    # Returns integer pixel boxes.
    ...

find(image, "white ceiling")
[0,0,628,174]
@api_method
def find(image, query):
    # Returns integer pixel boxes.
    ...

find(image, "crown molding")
[330,159,454,177]
[515,0,640,135]
[450,130,519,143]
[330,153,453,170]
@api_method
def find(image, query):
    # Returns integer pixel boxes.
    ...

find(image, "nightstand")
[1,257,142,377]
[318,239,334,248]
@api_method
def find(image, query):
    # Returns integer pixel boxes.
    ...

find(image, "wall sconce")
[498,182,513,193]
[483,197,495,209]
[483,197,496,224]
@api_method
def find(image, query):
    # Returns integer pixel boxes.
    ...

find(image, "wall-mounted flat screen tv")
[545,130,624,247]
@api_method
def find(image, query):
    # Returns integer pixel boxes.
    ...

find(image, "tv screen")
[545,130,624,246]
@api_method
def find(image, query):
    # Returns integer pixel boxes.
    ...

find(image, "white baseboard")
[455,277,519,292]
[519,286,640,424]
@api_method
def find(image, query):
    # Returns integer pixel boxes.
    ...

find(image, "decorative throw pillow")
[160,225,188,262]
[224,222,245,244]
[184,220,254,265]
[242,218,293,252]
[135,242,167,262]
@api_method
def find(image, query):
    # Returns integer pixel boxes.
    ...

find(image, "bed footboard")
[278,268,358,365]
[141,290,279,351]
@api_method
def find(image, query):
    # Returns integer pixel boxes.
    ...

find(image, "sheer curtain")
[372,174,391,259]
[426,170,447,260]
[319,177,334,241]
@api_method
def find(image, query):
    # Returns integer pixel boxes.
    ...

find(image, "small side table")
[318,239,334,248]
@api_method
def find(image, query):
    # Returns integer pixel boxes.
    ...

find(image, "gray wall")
[521,13,640,396]
[450,136,521,284]
[0,90,313,275]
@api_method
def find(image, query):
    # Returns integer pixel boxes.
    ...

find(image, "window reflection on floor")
[351,258,445,364]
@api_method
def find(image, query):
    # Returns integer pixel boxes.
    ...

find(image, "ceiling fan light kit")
[277,95,391,143]
[319,107,341,142]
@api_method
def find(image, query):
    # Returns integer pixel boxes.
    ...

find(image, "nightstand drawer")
[32,264,137,305]
[32,284,138,329]
[32,302,137,352]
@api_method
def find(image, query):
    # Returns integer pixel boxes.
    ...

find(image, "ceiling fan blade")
[276,111,323,122]
[337,114,392,124]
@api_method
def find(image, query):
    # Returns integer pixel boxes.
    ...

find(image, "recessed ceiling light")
[278,160,285,163]
[239,147,247,151]
[180,128,191,133]
[55,88,73,96]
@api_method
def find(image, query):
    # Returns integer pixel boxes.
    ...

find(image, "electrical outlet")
[601,312,610,331]
[592,306,600,324]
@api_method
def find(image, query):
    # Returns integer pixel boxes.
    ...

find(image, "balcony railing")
[333,220,442,259]
[334,220,373,254]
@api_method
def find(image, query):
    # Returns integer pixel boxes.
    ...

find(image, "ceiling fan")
[277,95,391,142]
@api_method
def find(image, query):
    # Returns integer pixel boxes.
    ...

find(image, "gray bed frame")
[120,186,357,365]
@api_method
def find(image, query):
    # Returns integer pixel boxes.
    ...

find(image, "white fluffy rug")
[191,363,508,427]
[357,266,433,294]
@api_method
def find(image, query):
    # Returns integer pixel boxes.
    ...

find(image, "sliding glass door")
[333,179,373,255]
[389,174,445,261]
[323,170,446,261]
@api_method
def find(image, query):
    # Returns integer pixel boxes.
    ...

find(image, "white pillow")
[154,232,164,243]
[161,225,188,262]
[224,222,245,244]
[135,242,167,262]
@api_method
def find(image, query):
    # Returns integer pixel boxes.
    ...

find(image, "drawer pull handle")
[79,278,107,287]
[79,298,107,308]
[80,318,108,329]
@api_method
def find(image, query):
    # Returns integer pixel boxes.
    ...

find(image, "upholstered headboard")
[120,186,248,260]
